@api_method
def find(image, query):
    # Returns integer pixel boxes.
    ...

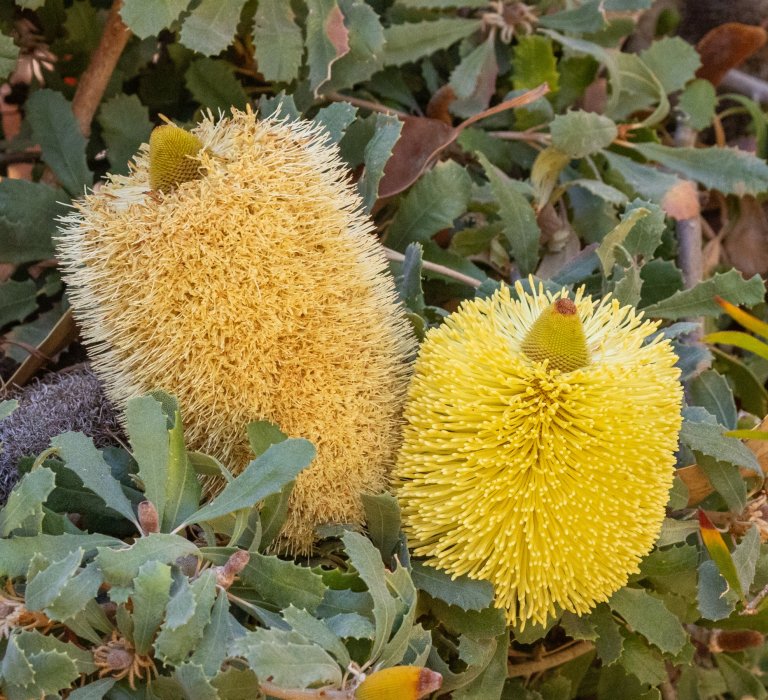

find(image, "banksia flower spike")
[395,282,683,627]
[57,108,414,552]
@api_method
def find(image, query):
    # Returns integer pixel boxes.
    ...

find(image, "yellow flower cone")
[57,108,414,552]
[395,282,682,626]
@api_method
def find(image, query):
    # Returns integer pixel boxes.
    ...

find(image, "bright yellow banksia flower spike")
[57,108,414,553]
[395,281,683,627]
[354,666,442,700]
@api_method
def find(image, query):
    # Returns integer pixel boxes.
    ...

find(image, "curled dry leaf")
[378,83,550,199]
[722,195,768,278]
[696,22,768,86]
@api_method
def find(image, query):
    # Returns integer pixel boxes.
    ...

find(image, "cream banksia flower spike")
[57,108,415,552]
[395,281,683,627]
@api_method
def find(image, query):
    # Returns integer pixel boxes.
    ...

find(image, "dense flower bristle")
[395,282,682,626]
[57,108,414,552]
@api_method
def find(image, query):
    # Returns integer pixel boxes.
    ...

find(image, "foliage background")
[2,0,768,698]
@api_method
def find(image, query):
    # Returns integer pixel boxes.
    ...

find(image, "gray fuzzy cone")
[0,366,121,505]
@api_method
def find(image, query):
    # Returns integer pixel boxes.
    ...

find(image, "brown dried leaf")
[426,85,456,125]
[723,196,768,278]
[378,84,550,199]
[696,22,768,87]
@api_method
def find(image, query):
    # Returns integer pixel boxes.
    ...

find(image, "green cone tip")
[148,124,204,193]
[521,298,590,373]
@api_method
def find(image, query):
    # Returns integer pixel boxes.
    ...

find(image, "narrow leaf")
[698,509,744,600]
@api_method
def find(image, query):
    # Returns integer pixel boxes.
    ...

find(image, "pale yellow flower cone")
[395,282,682,627]
[57,108,415,552]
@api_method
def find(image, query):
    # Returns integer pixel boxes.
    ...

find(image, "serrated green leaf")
[680,421,761,475]
[411,560,494,612]
[179,0,247,55]
[165,406,201,532]
[0,181,63,262]
[449,35,495,100]
[190,590,241,677]
[609,587,687,654]
[361,493,402,563]
[477,153,540,275]
[185,57,248,112]
[282,605,350,667]
[678,79,716,130]
[236,630,343,688]
[0,467,55,537]
[325,0,385,92]
[236,551,327,612]
[210,667,261,699]
[382,17,482,67]
[131,561,172,655]
[386,160,471,251]
[607,52,669,127]
[589,603,624,666]
[0,533,120,578]
[358,112,403,211]
[67,679,117,699]
[341,530,398,662]
[45,562,103,623]
[15,628,96,673]
[717,653,768,700]
[23,648,80,696]
[603,150,683,205]
[120,0,190,39]
[550,111,617,158]
[688,370,737,430]
[126,395,169,526]
[0,32,19,81]
[325,612,375,639]
[313,102,357,144]
[26,90,92,196]
[699,442,758,497]
[96,533,199,587]
[642,270,765,320]
[633,142,768,196]
[98,94,153,175]
[25,548,83,611]
[612,263,643,307]
[0,280,37,327]
[253,0,304,83]
[640,37,700,95]
[178,438,315,529]
[429,633,498,694]
[538,0,606,33]
[0,398,17,420]
[173,663,218,699]
[620,634,667,686]
[639,544,699,578]
[155,570,217,665]
[306,0,349,96]
[453,630,509,700]
[512,34,559,93]
[427,596,507,639]
[377,564,420,668]
[246,420,287,458]
[51,432,139,527]
[596,207,649,273]
[732,525,761,594]
[257,481,294,552]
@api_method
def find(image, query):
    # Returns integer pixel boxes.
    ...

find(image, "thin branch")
[258,681,351,699]
[745,582,768,614]
[507,640,595,677]
[325,92,409,118]
[721,69,768,105]
[383,247,482,289]
[489,129,550,145]
[71,0,131,136]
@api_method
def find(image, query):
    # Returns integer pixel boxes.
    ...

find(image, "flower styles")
[395,282,682,626]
